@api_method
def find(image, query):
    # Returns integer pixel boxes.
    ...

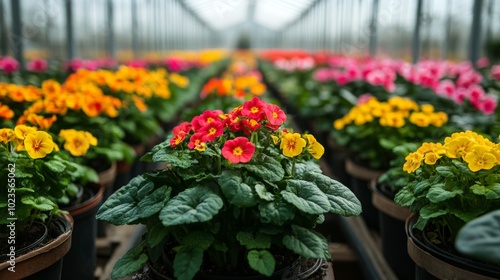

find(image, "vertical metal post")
[65,0,75,60]
[369,0,379,57]
[469,0,483,66]
[131,0,139,58]
[11,0,24,68]
[442,0,452,59]
[0,0,7,55]
[107,0,115,58]
[412,0,423,63]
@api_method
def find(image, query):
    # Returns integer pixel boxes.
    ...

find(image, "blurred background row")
[1,0,500,66]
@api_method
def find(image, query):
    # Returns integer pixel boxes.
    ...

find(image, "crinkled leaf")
[282,225,330,259]
[182,231,214,250]
[147,222,169,248]
[456,209,500,263]
[255,184,274,201]
[247,250,275,277]
[111,244,148,280]
[419,204,448,220]
[148,148,197,168]
[294,161,322,177]
[470,183,500,199]
[160,186,223,226]
[173,246,204,280]
[301,172,361,216]
[237,231,271,249]
[394,186,415,207]
[44,160,66,173]
[237,153,284,182]
[435,166,455,178]
[97,175,171,225]
[281,180,330,215]
[21,196,56,211]
[413,180,431,195]
[218,170,258,207]
[259,200,295,225]
[426,183,461,203]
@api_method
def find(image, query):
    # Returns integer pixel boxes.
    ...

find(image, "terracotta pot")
[98,161,117,189]
[406,215,500,280]
[345,157,385,231]
[0,213,73,280]
[62,183,104,280]
[371,180,413,280]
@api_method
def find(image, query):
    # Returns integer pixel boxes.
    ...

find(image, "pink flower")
[242,97,266,121]
[192,110,222,132]
[27,58,48,72]
[127,60,148,68]
[466,85,485,104]
[313,69,332,82]
[491,65,500,81]
[173,121,191,135]
[199,121,224,141]
[222,137,255,164]
[0,56,20,74]
[476,57,490,68]
[477,96,497,115]
[436,80,456,97]
[265,103,286,130]
[357,94,373,104]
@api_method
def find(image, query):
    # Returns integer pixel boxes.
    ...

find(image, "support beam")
[106,0,115,58]
[369,0,379,57]
[11,0,24,68]
[469,0,483,66]
[131,0,139,58]
[65,0,75,60]
[0,0,7,55]
[412,0,423,63]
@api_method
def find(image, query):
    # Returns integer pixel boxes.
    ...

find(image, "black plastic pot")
[61,183,104,280]
[147,258,326,280]
[371,183,414,280]
[407,215,500,280]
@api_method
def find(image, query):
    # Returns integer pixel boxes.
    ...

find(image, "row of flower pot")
[0,54,230,279]
[258,51,500,279]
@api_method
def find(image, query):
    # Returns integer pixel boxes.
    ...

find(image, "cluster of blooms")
[273,57,316,72]
[403,130,500,173]
[0,56,20,74]
[313,56,498,115]
[333,96,448,130]
[169,97,324,163]
[0,125,96,159]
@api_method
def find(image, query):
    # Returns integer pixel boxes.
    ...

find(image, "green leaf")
[255,184,274,201]
[160,186,223,226]
[259,200,295,225]
[435,166,455,177]
[238,153,285,182]
[394,186,415,207]
[247,250,275,277]
[218,170,258,207]
[282,225,330,259]
[97,175,171,225]
[111,244,148,280]
[21,196,56,211]
[236,231,271,249]
[426,183,461,203]
[173,246,204,280]
[147,222,169,248]
[419,204,448,220]
[149,148,197,168]
[301,173,361,216]
[44,160,66,173]
[456,209,500,263]
[470,183,500,199]
[281,180,330,215]
[413,181,431,195]
[294,161,322,177]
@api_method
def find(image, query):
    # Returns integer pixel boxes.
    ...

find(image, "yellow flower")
[445,136,476,159]
[271,135,279,145]
[169,73,189,88]
[409,112,431,127]
[464,145,497,172]
[424,152,441,165]
[429,112,448,127]
[403,152,424,173]
[24,131,55,159]
[41,80,61,96]
[280,132,307,158]
[380,112,405,128]
[420,104,435,114]
[132,96,148,112]
[0,128,15,143]
[333,119,345,130]
[14,125,37,140]
[304,134,325,159]
[59,129,96,156]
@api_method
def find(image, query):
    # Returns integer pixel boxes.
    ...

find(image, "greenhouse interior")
[1,0,500,279]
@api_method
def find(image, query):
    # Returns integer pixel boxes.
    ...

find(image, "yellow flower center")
[232,147,243,156]
[251,106,259,114]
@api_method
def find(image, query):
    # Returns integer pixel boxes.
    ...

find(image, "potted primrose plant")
[395,130,500,279]
[0,125,97,279]
[97,97,362,280]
